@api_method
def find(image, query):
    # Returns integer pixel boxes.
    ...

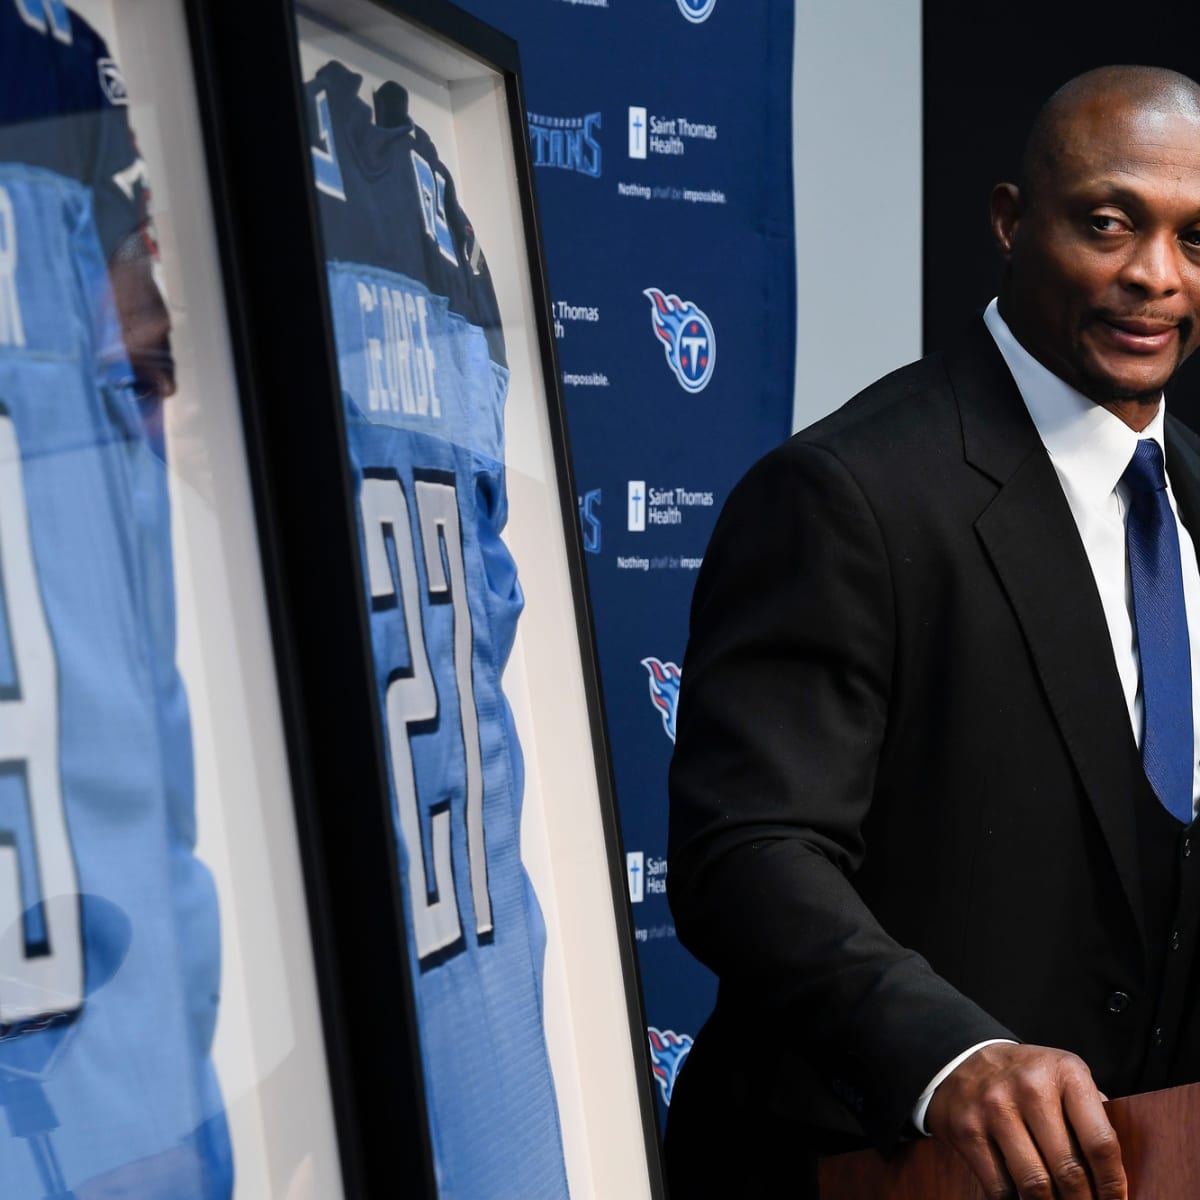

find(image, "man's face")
[992,97,1200,408]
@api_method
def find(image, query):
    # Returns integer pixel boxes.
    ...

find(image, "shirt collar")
[982,298,1167,506]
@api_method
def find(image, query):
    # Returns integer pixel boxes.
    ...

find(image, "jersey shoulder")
[0,2,123,124]
[307,58,504,353]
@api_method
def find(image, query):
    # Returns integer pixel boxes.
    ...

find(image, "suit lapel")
[948,322,1147,950]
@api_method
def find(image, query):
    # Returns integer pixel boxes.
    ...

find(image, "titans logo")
[648,1026,694,1105]
[676,0,716,22]
[527,112,602,177]
[641,657,682,743]
[577,488,601,553]
[643,288,716,393]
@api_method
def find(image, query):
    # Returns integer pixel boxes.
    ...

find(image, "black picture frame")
[185,0,664,1194]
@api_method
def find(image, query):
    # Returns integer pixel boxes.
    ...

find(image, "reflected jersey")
[306,59,568,1198]
[0,4,229,1197]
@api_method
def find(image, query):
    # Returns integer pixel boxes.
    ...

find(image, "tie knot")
[1123,439,1168,495]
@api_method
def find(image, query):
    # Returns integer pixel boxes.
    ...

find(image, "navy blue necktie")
[1123,439,1194,824]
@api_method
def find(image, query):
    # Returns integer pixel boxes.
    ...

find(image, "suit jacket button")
[1106,991,1131,1014]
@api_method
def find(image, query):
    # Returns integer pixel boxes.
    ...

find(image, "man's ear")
[990,182,1022,257]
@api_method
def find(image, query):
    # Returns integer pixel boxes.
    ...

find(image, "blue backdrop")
[458,0,796,1126]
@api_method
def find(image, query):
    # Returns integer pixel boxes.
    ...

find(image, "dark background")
[923,0,1200,430]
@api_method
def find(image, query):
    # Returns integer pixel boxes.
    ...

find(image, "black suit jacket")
[667,318,1200,1161]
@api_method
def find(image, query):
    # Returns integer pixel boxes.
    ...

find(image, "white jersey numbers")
[311,89,347,201]
[13,0,71,43]
[410,150,459,267]
[0,410,83,1025]
[360,472,491,965]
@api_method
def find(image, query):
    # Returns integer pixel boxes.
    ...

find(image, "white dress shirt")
[912,300,1200,1133]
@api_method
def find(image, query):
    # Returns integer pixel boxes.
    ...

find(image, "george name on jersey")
[0,188,25,348]
[356,280,441,418]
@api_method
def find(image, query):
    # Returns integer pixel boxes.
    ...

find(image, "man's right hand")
[924,1042,1127,1199]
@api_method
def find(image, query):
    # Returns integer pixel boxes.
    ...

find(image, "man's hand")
[925,1042,1127,1200]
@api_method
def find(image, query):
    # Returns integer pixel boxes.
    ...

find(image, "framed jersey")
[0,1,348,1197]
[300,4,665,1196]
[189,0,665,1196]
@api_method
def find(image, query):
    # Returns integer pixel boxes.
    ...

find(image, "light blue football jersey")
[307,61,569,1198]
[0,5,230,1197]
[0,160,230,1200]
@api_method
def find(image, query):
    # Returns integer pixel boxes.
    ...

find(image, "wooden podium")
[819,1083,1200,1198]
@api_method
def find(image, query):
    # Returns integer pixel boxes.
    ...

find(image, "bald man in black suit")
[667,66,1200,1200]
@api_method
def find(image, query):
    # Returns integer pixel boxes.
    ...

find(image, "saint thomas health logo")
[676,0,716,22]
[643,288,715,393]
